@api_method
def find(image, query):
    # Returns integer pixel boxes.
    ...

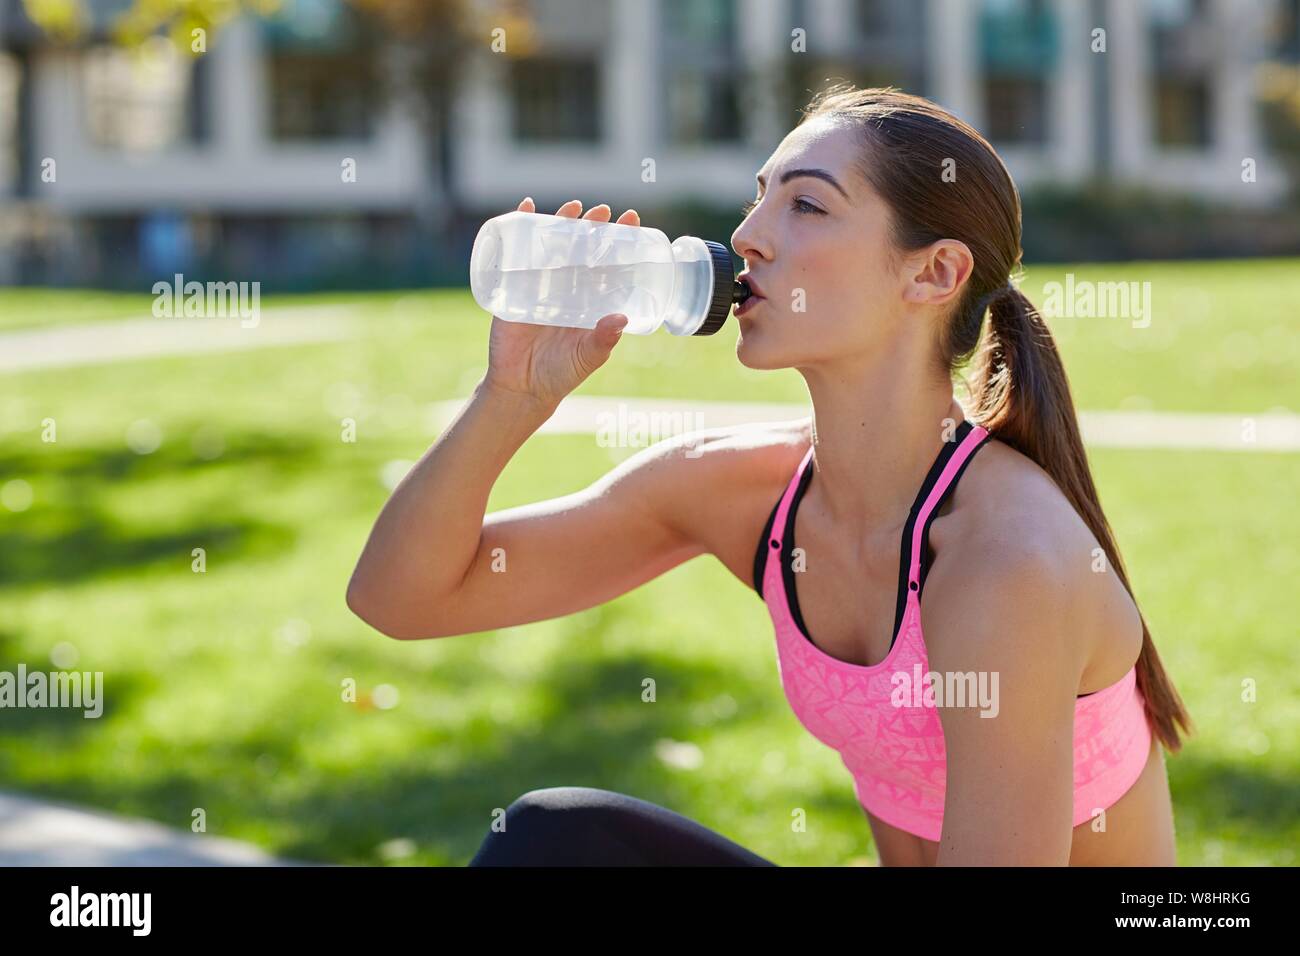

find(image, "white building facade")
[1,0,1296,285]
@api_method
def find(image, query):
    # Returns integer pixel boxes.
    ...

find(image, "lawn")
[0,258,1296,865]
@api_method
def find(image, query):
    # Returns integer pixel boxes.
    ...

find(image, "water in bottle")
[470,210,750,336]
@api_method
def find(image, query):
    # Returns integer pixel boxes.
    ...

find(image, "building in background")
[1,0,1298,288]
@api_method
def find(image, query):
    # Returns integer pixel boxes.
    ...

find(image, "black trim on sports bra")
[891,420,979,647]
[778,454,817,639]
[752,421,1100,696]
[752,489,781,599]
[768,421,974,662]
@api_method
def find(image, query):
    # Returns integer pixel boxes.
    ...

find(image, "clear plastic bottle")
[469,210,748,336]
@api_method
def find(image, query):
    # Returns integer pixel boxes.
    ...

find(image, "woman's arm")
[347,195,722,639]
[346,378,714,639]
[925,527,1084,866]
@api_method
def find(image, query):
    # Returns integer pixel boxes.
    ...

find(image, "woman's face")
[730,115,906,370]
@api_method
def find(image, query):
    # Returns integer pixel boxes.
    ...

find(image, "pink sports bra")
[752,419,1153,842]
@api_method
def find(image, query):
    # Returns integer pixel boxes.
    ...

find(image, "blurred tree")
[23,0,283,47]
[20,0,91,41]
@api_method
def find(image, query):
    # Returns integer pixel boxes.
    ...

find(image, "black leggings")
[467,786,778,866]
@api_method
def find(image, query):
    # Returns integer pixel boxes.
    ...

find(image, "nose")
[731,207,769,265]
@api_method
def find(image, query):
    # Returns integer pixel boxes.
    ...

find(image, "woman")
[347,85,1192,866]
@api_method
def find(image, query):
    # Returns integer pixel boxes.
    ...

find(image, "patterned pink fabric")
[761,432,1153,842]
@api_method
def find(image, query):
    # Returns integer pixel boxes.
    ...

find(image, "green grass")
[5,257,1295,411]
[0,289,151,330]
[1022,258,1299,415]
[0,259,1296,865]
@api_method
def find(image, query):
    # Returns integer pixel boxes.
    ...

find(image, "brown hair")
[802,83,1192,753]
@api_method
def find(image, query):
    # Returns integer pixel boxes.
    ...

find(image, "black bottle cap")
[693,240,734,336]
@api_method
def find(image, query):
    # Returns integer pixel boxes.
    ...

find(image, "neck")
[801,344,965,532]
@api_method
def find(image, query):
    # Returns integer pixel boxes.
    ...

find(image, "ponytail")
[970,286,1194,753]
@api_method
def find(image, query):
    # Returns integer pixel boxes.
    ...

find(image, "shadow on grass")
[0,520,293,587]
[1167,747,1300,835]
[0,625,154,776]
[0,667,150,743]
[0,430,322,484]
[1,622,816,865]
[0,431,315,588]
[5,571,1290,864]
[21,600,1287,865]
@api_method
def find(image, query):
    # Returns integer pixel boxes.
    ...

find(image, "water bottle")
[469,210,751,336]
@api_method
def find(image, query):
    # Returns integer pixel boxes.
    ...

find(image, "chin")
[735,329,794,371]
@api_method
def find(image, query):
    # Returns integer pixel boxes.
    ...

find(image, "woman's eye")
[740,196,822,217]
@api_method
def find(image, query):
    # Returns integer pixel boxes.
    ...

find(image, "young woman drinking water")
[347,85,1192,866]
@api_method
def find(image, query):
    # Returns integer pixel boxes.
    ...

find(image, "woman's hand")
[481,197,641,412]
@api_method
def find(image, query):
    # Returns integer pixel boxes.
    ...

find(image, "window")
[82,37,204,152]
[509,57,601,142]
[979,0,1057,147]
[1153,76,1211,147]
[268,52,378,141]
[1147,0,1213,148]
[1276,0,1300,58]
[1147,0,1208,28]
[853,0,928,93]
[665,69,741,144]
[855,0,892,36]
[262,0,382,141]
[664,0,734,46]
[984,75,1049,143]
[0,52,19,194]
[661,0,742,145]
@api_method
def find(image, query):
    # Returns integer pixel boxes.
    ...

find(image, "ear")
[902,239,974,308]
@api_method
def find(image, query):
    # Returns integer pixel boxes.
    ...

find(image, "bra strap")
[907,424,992,593]
[769,446,814,554]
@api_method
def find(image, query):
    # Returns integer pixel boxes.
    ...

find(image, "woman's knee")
[504,786,611,821]
[468,786,613,865]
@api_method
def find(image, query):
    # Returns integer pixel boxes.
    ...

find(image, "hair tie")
[975,282,1015,316]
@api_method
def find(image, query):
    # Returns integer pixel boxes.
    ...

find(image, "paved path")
[0,790,306,866]
[432,395,1300,453]
[0,306,356,374]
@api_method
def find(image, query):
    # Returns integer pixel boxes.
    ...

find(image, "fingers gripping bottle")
[469,210,751,336]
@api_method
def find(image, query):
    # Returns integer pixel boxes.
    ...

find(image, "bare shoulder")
[702,415,812,472]
[608,415,809,486]
[656,414,812,516]
[924,436,1144,688]
[609,415,813,582]
[939,439,1089,576]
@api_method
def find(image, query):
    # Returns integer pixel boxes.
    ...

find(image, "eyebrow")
[755,167,850,201]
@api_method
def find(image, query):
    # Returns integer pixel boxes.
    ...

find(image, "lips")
[736,272,766,300]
